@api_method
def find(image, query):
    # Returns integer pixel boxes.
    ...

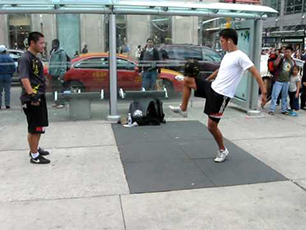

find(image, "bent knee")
[207,119,218,132]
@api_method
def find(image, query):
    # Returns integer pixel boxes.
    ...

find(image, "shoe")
[6,106,10,109]
[51,103,57,107]
[169,105,188,117]
[214,148,229,163]
[281,111,289,115]
[56,104,64,109]
[289,111,298,117]
[38,147,50,155]
[30,155,51,164]
[301,106,306,110]
[29,148,50,157]
[268,111,274,115]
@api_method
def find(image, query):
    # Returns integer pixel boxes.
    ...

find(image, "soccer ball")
[133,109,143,118]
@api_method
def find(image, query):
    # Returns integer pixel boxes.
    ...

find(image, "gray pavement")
[0,87,306,229]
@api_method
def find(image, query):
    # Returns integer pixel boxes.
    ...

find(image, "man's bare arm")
[206,69,219,81]
[21,78,34,95]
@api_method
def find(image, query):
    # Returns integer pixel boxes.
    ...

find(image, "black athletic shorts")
[194,77,230,123]
[23,95,49,134]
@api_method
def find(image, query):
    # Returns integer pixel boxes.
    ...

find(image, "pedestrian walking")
[169,28,266,163]
[19,32,51,164]
[49,39,68,108]
[139,38,161,90]
[134,45,142,60]
[81,44,88,54]
[0,45,16,109]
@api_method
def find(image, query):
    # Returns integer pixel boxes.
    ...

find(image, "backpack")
[267,53,277,75]
[129,99,165,126]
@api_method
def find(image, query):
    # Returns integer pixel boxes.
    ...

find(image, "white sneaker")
[169,105,188,118]
[214,148,229,163]
[56,104,64,109]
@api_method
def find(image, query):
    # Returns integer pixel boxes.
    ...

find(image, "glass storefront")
[8,14,31,50]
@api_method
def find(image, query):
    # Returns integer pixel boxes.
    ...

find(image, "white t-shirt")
[211,50,254,98]
[289,75,301,92]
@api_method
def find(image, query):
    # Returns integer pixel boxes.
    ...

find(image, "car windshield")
[74,57,108,69]
[117,58,135,70]
[9,54,20,61]
[202,48,222,62]
[182,47,202,60]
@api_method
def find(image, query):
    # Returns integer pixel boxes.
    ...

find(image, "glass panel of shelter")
[3,11,255,120]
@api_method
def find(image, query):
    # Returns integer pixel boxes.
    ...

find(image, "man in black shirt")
[19,32,50,164]
[139,38,161,90]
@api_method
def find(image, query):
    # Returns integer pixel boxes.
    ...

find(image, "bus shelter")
[0,0,277,120]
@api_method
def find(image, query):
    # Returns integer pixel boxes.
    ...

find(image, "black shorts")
[194,77,230,123]
[23,95,49,134]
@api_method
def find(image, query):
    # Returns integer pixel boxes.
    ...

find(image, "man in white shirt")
[169,28,266,163]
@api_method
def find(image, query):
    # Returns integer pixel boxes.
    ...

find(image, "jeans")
[142,71,157,91]
[51,76,64,105]
[0,74,12,108]
[269,81,290,113]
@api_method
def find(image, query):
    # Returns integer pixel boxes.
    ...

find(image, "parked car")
[7,49,24,85]
[157,44,221,78]
[44,53,184,97]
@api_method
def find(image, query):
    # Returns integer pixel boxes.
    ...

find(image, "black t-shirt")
[18,51,46,103]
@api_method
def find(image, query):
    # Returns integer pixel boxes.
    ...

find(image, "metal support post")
[107,14,121,121]
[248,19,263,114]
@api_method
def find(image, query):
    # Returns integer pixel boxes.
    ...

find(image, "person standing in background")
[0,45,16,109]
[49,39,68,108]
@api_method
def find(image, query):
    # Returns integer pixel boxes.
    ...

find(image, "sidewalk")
[0,94,306,230]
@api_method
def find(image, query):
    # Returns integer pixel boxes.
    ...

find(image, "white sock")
[31,152,39,158]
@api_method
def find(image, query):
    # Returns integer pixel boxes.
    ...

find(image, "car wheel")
[162,80,175,98]
[69,81,85,93]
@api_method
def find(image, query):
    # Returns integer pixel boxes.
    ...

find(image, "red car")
[44,53,184,96]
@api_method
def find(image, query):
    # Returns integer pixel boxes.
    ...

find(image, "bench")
[55,90,104,120]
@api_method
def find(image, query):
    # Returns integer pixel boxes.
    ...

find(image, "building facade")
[262,0,306,50]
[0,0,230,59]
[1,0,267,58]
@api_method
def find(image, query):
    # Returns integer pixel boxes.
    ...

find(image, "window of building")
[150,16,172,45]
[285,0,303,14]
[8,14,31,50]
[57,14,81,57]
[104,15,127,53]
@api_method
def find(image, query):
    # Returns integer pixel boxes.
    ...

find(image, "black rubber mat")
[112,121,287,194]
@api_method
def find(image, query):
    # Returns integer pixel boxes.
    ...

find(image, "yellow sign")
[93,71,107,81]
[225,17,232,28]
